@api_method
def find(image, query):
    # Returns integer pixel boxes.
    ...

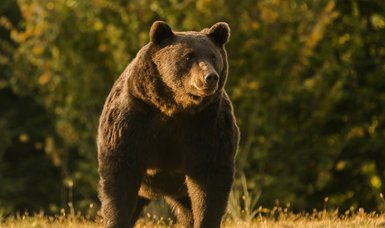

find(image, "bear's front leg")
[186,166,234,228]
[98,156,145,228]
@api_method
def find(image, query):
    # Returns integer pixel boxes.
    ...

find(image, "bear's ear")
[207,22,230,46]
[150,21,174,45]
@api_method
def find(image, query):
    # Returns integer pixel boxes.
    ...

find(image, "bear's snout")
[193,61,219,94]
[204,72,219,87]
[191,70,219,96]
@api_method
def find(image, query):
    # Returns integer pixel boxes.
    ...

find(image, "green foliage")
[0,0,385,215]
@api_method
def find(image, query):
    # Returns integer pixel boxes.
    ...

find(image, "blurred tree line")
[1,0,385,215]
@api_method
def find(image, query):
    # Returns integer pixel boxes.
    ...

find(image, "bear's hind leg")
[165,195,193,228]
[131,197,150,226]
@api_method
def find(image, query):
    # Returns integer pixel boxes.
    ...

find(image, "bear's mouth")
[191,84,218,97]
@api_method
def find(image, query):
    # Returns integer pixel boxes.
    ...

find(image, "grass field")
[2,210,385,228]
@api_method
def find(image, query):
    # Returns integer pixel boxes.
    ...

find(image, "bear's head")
[147,21,230,113]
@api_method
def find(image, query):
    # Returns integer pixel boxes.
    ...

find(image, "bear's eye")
[184,53,195,62]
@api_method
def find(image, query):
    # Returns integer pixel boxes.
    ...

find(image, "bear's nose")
[204,73,219,86]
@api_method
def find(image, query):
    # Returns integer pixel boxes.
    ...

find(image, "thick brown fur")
[97,21,239,228]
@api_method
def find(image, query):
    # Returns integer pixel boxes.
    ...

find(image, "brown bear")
[97,21,239,228]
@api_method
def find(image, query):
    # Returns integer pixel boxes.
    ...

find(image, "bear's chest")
[143,117,203,170]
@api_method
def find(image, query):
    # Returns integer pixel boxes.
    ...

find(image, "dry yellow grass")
[1,211,385,228]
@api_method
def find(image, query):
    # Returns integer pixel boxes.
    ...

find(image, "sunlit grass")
[1,209,385,228]
[2,188,385,227]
